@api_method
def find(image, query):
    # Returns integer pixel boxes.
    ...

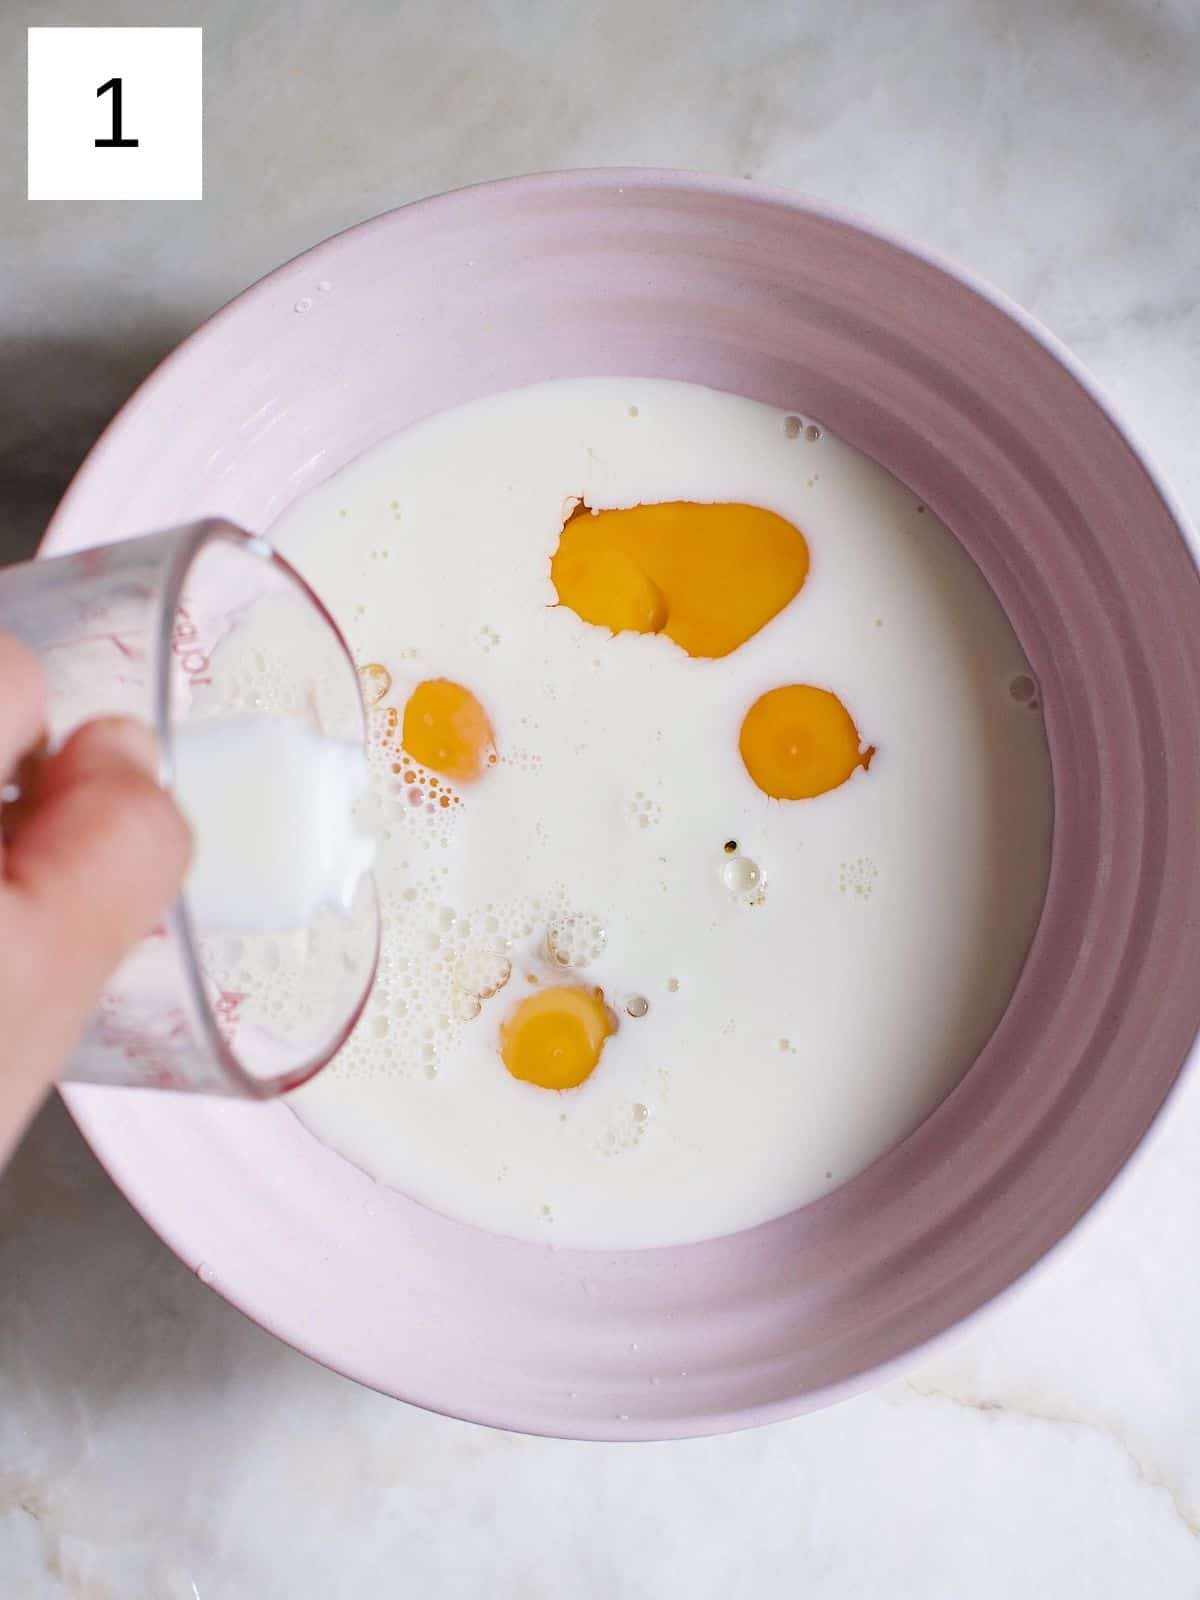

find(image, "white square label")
[28,27,203,201]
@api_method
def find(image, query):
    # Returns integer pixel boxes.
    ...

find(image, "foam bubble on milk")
[595,1098,653,1159]
[326,875,593,1085]
[545,913,608,969]
[360,699,461,854]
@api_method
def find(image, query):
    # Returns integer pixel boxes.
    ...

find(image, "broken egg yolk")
[551,501,808,659]
[500,986,615,1090]
[402,678,495,783]
[739,684,874,800]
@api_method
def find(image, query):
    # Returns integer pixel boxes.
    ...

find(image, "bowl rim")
[50,167,1200,1439]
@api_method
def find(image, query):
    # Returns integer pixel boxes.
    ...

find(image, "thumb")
[6,717,193,1000]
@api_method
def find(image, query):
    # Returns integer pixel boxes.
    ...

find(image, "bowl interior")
[52,172,1200,1439]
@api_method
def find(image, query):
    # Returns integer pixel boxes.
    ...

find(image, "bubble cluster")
[597,1100,652,1158]
[626,791,663,829]
[545,912,608,970]
[451,940,513,1017]
[199,906,375,1057]
[838,857,878,900]
[188,631,307,722]
[498,745,543,775]
[328,866,616,1087]
[477,625,501,653]
[361,700,463,853]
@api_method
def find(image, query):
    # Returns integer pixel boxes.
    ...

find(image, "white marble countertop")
[4,1,1200,1594]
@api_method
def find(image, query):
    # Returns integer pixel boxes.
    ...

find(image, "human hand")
[0,635,191,1163]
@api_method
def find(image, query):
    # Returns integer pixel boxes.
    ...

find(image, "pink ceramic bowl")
[49,171,1200,1439]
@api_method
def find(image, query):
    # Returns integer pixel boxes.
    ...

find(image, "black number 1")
[95,77,139,149]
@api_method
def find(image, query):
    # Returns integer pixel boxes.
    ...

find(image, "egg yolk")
[500,986,615,1090]
[739,684,874,800]
[402,678,495,783]
[551,501,809,659]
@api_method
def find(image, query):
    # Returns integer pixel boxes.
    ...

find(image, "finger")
[0,633,47,776]
[6,716,192,997]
